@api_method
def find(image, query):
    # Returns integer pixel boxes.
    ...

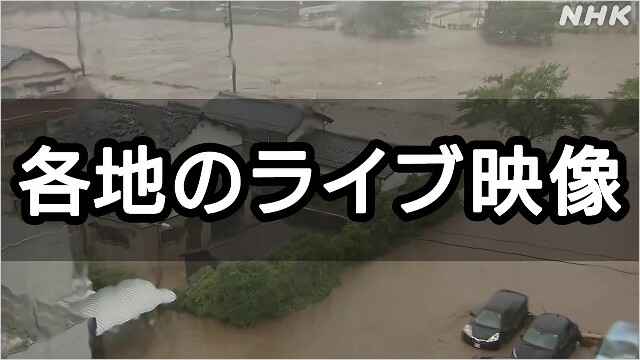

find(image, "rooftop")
[301,130,395,179]
[485,289,527,312]
[1,45,31,69]
[53,99,201,151]
[201,91,327,135]
[532,313,573,334]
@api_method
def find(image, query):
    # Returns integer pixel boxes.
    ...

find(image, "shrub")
[482,2,556,45]
[340,2,420,37]
[176,173,462,326]
[177,262,282,327]
[270,230,344,261]
[308,18,337,31]
[87,263,136,292]
[175,261,341,326]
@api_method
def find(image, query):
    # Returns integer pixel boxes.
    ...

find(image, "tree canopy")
[454,62,596,141]
[598,77,639,137]
[481,1,556,45]
[340,2,421,37]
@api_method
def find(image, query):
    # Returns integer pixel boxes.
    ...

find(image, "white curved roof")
[68,278,176,336]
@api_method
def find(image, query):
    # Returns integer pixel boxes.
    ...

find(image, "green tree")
[181,262,282,327]
[340,2,420,37]
[454,62,596,141]
[598,77,639,138]
[482,1,556,45]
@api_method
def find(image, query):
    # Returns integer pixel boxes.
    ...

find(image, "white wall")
[1,54,77,99]
[169,120,243,160]
[8,321,91,359]
[1,261,75,301]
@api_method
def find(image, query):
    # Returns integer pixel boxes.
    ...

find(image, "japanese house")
[12,93,409,281]
[1,45,79,100]
[1,45,101,216]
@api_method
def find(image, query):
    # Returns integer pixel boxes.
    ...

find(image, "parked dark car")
[512,313,582,359]
[462,290,529,350]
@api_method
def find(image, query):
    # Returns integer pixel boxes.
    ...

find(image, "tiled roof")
[53,99,201,151]
[302,131,395,179]
[1,45,31,69]
[201,92,306,134]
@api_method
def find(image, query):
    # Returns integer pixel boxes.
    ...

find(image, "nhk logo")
[559,4,632,26]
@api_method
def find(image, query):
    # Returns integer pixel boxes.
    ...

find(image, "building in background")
[1,45,79,100]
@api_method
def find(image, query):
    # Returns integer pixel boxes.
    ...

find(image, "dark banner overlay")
[2,99,637,261]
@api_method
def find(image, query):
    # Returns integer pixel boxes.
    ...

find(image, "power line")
[414,236,639,276]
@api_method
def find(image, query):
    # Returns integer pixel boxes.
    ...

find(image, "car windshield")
[598,339,639,359]
[474,310,501,329]
[522,327,558,351]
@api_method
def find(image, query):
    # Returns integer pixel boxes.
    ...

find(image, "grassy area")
[175,174,462,327]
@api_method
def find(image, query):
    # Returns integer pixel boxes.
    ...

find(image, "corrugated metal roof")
[68,278,176,336]
[302,131,395,179]
[1,45,31,69]
[201,92,305,135]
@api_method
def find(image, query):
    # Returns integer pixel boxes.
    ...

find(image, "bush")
[307,18,337,31]
[175,261,341,326]
[482,2,556,45]
[340,2,420,37]
[270,230,344,261]
[177,262,281,327]
[176,174,462,326]
[87,263,136,292]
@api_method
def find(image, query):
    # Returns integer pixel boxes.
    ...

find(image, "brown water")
[2,10,638,100]
[103,260,638,358]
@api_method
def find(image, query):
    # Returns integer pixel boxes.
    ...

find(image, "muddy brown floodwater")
[103,261,638,359]
[1,10,638,100]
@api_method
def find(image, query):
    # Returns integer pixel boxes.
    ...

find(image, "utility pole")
[477,1,482,30]
[228,1,237,94]
[74,1,85,76]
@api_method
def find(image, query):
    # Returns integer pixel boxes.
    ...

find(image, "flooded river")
[2,10,637,100]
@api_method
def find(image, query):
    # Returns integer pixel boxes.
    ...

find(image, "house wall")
[169,120,243,160]
[1,261,75,301]
[81,213,209,287]
[1,54,77,99]
[381,172,411,192]
[8,320,91,359]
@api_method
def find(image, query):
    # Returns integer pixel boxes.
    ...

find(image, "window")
[88,222,131,248]
[1,86,16,99]
[474,309,502,329]
[24,86,37,98]
[46,81,63,94]
[23,78,64,98]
